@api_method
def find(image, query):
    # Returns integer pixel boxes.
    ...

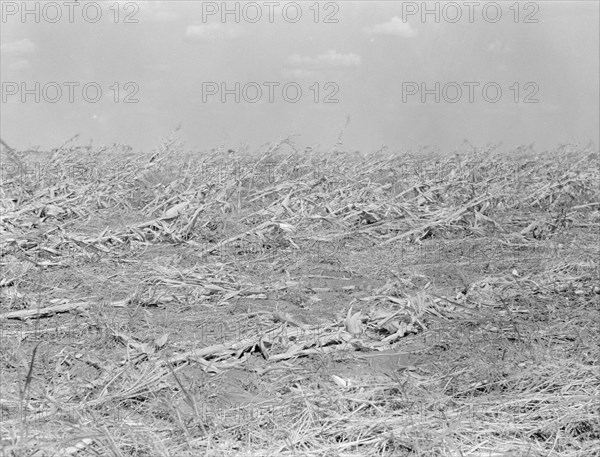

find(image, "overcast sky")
[1,1,598,154]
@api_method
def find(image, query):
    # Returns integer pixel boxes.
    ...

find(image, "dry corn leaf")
[163,201,189,220]
[154,333,169,349]
[345,308,363,336]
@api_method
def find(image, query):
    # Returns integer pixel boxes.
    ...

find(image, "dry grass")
[1,136,598,456]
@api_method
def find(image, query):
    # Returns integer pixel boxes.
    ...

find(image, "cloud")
[281,68,319,79]
[185,23,244,41]
[1,39,35,56]
[364,16,417,38]
[488,39,510,54]
[139,1,179,22]
[287,49,361,68]
[8,59,31,71]
[91,113,110,126]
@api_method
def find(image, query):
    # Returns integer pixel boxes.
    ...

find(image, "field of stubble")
[1,137,598,456]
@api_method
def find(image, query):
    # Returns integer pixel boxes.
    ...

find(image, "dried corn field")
[1,138,599,456]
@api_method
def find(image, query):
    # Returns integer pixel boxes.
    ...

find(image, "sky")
[1,1,599,154]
